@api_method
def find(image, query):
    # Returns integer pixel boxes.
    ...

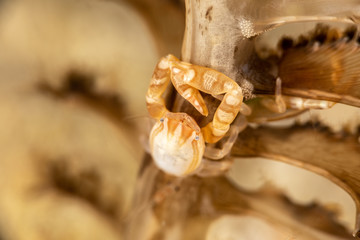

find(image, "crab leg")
[146,54,209,119]
[260,77,287,113]
[169,60,244,143]
[199,77,243,143]
[145,55,177,119]
[260,77,335,113]
[283,97,335,110]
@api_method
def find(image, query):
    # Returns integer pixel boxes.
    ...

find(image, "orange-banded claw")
[149,112,205,176]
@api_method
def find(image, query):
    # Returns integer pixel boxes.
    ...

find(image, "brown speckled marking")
[205,6,213,21]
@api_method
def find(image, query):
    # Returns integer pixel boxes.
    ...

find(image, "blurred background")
[0,0,184,239]
[0,0,358,239]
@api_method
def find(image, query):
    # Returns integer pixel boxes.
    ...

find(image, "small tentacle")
[260,77,287,113]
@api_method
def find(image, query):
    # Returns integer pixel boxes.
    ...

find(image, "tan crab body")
[149,112,205,176]
[146,54,246,176]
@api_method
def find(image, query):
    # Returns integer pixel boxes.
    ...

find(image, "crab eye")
[160,118,164,122]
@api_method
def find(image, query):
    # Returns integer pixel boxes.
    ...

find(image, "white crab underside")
[150,119,203,176]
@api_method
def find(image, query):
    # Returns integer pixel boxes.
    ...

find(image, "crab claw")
[149,112,205,176]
